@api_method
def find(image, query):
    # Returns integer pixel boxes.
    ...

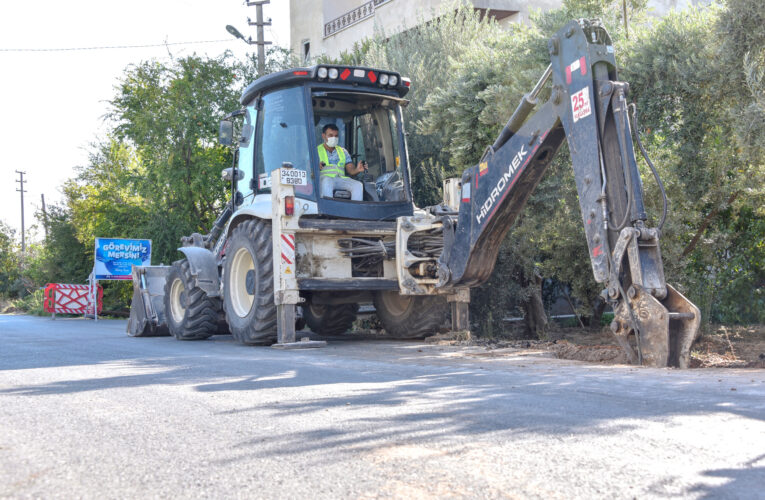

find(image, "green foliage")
[317,39,374,66]
[6,0,760,330]
[712,205,765,323]
[240,46,300,82]
[621,4,764,324]
[0,220,20,296]
[401,0,639,335]
[354,0,761,331]
[104,55,239,265]
[10,288,46,316]
[38,206,92,284]
[716,0,765,169]
[361,4,502,200]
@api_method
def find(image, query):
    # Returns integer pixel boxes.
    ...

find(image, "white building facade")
[289,0,713,64]
[289,0,562,64]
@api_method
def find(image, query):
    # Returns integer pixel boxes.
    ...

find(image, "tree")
[100,54,241,265]
[623,3,764,324]
[49,51,296,311]
[0,221,20,297]
[409,0,643,336]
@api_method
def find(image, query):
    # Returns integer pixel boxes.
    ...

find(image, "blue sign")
[94,238,152,280]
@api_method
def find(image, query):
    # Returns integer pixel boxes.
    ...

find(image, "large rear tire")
[303,300,359,335]
[164,260,220,340]
[223,219,277,344]
[373,292,449,339]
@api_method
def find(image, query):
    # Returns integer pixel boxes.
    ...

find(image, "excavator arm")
[435,19,700,367]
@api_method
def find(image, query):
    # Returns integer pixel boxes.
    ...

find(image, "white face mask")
[325,136,339,148]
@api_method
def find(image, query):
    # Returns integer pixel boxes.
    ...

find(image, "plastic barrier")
[43,283,103,315]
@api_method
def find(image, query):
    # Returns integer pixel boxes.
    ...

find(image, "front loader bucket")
[612,284,700,368]
[127,265,171,337]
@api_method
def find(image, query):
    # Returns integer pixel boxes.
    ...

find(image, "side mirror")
[219,120,233,146]
[221,168,245,182]
[240,124,253,145]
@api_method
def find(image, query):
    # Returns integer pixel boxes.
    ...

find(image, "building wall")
[289,0,703,63]
[290,0,562,63]
[647,0,712,15]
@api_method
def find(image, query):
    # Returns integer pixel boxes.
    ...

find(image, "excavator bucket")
[127,265,171,337]
[611,284,700,368]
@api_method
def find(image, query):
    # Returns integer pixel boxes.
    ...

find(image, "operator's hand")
[320,161,327,170]
[350,161,367,175]
[345,162,360,176]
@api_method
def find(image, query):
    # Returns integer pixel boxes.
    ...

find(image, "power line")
[0,39,232,52]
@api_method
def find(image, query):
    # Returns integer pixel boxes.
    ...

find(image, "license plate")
[280,169,307,186]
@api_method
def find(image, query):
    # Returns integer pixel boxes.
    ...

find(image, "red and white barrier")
[43,283,103,315]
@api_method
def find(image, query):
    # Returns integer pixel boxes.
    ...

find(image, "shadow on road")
[2,314,765,499]
[686,454,765,499]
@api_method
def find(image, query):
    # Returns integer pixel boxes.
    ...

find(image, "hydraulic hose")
[629,103,668,230]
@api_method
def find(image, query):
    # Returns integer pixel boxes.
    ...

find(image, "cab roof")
[240,65,410,106]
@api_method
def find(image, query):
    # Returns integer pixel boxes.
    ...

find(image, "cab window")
[255,86,314,198]
[237,105,257,203]
[312,92,408,203]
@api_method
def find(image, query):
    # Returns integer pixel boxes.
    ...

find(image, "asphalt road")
[1,315,764,499]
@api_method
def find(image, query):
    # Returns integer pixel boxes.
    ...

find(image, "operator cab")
[233,65,414,221]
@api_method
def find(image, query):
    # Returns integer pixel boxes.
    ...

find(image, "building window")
[302,40,310,64]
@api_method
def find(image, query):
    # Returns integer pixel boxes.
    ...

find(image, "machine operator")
[317,124,366,201]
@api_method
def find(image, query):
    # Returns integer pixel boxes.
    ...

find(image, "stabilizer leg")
[448,289,471,336]
[272,304,326,350]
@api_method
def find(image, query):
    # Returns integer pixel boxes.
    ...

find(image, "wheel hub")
[245,270,256,295]
[229,247,256,318]
[379,291,412,316]
[169,278,186,323]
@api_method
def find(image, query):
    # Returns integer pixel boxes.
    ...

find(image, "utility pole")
[623,0,629,39]
[15,170,27,252]
[41,193,48,240]
[246,0,272,75]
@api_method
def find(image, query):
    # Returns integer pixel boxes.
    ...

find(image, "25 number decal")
[570,88,592,123]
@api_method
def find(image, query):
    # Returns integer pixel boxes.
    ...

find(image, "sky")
[0,0,290,239]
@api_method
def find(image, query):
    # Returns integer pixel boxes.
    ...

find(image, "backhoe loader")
[128,19,700,367]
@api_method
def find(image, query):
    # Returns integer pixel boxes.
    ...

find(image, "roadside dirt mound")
[550,340,629,364]
[0,299,20,314]
[549,324,765,367]
[437,324,765,368]
[691,325,765,368]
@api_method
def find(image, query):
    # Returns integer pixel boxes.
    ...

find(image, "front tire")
[223,219,277,344]
[164,260,220,340]
[373,292,449,339]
